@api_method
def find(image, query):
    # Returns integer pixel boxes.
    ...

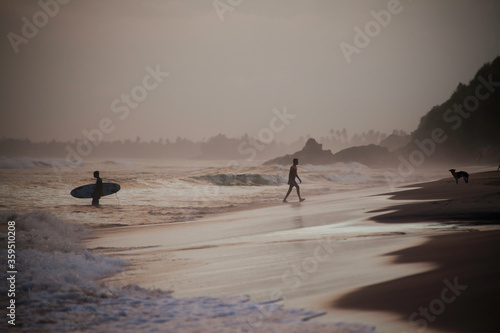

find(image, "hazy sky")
[1,0,499,143]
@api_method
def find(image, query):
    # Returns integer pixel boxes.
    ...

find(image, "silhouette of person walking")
[92,171,103,206]
[283,158,305,203]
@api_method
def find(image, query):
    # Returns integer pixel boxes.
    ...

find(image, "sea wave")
[104,160,135,166]
[300,163,372,183]
[189,173,286,186]
[321,170,372,183]
[0,156,83,169]
[11,210,90,252]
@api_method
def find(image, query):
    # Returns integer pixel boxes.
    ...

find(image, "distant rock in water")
[331,144,396,167]
[263,138,335,165]
[263,138,396,167]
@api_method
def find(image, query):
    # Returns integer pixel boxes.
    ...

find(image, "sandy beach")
[371,170,500,224]
[86,170,500,332]
[336,171,500,332]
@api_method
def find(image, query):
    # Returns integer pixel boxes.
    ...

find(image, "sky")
[1,0,499,143]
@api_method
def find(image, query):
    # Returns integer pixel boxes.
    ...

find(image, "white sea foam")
[14,211,89,252]
[322,169,372,183]
[0,211,377,332]
[301,164,335,172]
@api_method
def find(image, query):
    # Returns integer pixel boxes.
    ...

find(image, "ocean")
[0,158,408,227]
[0,157,446,332]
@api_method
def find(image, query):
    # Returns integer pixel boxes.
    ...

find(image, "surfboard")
[70,183,121,199]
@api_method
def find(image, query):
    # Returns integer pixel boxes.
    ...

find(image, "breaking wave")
[0,156,82,169]
[104,160,135,166]
[189,173,286,186]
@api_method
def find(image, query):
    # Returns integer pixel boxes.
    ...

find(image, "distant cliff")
[399,56,500,165]
[264,56,500,168]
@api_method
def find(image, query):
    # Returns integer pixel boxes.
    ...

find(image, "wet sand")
[335,230,500,333]
[336,171,500,332]
[86,171,500,333]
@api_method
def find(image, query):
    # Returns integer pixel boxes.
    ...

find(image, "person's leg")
[296,185,304,201]
[283,185,293,202]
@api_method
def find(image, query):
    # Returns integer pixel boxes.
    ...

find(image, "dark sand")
[371,170,500,224]
[335,170,500,332]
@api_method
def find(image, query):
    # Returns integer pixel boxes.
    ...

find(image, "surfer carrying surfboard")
[283,158,305,203]
[70,175,120,203]
[92,171,103,206]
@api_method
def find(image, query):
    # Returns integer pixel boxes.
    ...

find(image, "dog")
[449,169,469,184]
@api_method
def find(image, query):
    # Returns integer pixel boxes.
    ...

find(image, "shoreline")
[6,166,498,331]
[334,170,500,332]
[84,179,461,332]
[334,229,500,332]
[370,170,500,224]
[85,169,500,332]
